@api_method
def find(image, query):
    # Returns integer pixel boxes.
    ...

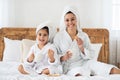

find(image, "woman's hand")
[48,49,55,63]
[27,53,34,63]
[60,51,72,62]
[75,36,84,53]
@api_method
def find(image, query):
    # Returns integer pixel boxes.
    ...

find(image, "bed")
[0,27,120,80]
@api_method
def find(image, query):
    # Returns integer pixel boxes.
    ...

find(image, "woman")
[53,6,120,76]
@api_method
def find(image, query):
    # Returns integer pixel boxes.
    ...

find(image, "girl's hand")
[27,53,34,63]
[75,36,84,53]
[48,49,55,63]
[60,51,72,61]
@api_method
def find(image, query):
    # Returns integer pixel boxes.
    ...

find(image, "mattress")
[0,61,120,80]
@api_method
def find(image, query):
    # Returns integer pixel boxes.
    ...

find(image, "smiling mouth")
[69,24,74,27]
[39,39,44,42]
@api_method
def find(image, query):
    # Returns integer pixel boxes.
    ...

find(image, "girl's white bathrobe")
[23,43,62,74]
[23,22,62,75]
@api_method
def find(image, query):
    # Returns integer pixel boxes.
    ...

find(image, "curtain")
[109,30,120,66]
[110,0,120,66]
[102,0,120,66]
[0,0,15,28]
[0,0,9,28]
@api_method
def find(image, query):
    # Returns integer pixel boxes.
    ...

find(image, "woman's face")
[36,29,49,45]
[64,13,77,30]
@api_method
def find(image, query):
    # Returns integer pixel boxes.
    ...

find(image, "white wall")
[1,0,104,28]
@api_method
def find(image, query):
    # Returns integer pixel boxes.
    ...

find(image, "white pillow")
[20,39,102,62]
[21,39,36,62]
[3,37,22,62]
[91,43,102,60]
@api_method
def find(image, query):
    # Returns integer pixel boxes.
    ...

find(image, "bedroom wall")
[1,0,103,28]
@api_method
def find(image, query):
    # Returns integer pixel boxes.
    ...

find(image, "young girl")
[18,22,62,75]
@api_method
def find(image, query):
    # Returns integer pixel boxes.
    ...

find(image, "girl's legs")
[18,64,29,74]
[110,67,120,74]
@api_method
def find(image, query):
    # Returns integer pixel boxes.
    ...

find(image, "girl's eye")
[39,33,48,37]
[39,33,41,36]
[43,34,47,36]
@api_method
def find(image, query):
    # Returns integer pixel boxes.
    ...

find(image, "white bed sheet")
[0,61,120,80]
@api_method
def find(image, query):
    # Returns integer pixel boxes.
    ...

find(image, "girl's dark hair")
[41,26,49,35]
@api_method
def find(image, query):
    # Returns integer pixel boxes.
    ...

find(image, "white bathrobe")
[54,5,115,76]
[23,22,62,74]
[54,29,116,76]
[23,43,62,74]
[54,29,94,76]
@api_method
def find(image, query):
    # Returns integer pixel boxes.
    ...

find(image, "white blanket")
[0,61,120,80]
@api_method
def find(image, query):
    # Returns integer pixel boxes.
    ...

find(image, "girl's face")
[36,29,49,45]
[64,13,77,30]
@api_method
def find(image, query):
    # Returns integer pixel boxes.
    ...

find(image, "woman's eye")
[65,19,69,22]
[71,18,75,21]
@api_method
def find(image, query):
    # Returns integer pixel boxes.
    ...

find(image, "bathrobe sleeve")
[53,33,65,59]
[47,44,60,66]
[79,32,95,60]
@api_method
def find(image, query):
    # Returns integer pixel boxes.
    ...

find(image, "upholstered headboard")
[0,28,109,63]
